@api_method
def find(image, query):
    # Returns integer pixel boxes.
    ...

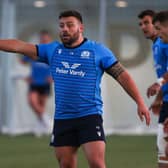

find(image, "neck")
[151,36,157,42]
[65,36,84,48]
[151,34,158,42]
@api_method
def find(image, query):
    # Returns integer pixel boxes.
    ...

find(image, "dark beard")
[60,31,80,47]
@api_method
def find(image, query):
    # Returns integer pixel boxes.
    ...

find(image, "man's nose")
[62,25,68,32]
[141,24,146,29]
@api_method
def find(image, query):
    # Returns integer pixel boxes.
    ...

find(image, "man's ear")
[80,24,84,33]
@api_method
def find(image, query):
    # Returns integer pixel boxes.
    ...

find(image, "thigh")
[82,141,105,158]
[28,90,39,103]
[78,115,106,167]
[55,146,78,158]
[82,141,106,167]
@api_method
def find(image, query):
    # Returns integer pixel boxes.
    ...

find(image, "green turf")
[0,134,157,168]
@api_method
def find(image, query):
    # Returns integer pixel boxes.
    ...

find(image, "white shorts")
[157,124,168,164]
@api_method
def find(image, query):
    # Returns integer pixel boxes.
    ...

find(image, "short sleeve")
[37,41,60,65]
[97,44,118,69]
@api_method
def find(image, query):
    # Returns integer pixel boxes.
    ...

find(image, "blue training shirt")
[22,56,51,85]
[37,39,117,119]
[153,37,168,102]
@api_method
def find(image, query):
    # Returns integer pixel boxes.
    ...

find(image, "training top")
[153,37,168,102]
[37,38,118,119]
[22,56,51,85]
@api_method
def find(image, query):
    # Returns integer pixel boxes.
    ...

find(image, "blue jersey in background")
[22,56,51,85]
[153,37,168,102]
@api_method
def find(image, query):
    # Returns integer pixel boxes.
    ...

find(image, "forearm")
[106,62,145,105]
[0,39,21,53]
[106,61,150,125]
[0,39,38,60]
[117,71,145,106]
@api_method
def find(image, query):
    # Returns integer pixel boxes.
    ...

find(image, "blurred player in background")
[147,10,168,161]
[138,9,168,167]
[0,10,150,168]
[20,30,53,136]
[147,11,168,96]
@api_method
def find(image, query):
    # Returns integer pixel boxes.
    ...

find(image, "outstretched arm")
[0,39,38,60]
[106,62,150,125]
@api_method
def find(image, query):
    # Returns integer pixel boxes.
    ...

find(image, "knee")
[88,158,105,168]
[56,156,77,168]
[59,159,74,168]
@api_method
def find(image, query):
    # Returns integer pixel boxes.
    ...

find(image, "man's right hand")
[147,83,161,98]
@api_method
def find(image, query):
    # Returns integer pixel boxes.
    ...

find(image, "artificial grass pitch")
[0,134,157,168]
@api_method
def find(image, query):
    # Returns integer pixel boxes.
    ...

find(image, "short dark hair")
[59,10,83,23]
[138,9,156,19]
[153,10,168,24]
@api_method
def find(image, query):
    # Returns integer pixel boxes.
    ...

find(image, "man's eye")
[67,24,74,27]
[59,25,64,28]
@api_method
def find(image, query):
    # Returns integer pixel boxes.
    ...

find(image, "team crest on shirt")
[81,51,90,59]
